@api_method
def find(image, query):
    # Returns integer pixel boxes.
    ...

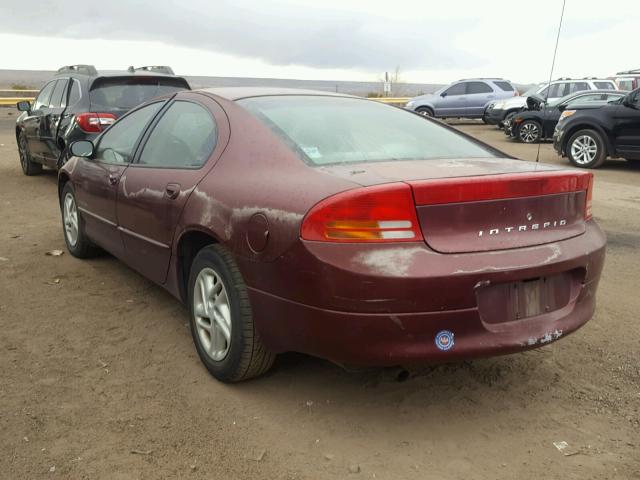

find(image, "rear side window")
[89,77,189,110]
[466,82,493,94]
[68,79,81,106]
[239,96,495,166]
[594,81,615,90]
[49,79,69,108]
[494,81,514,91]
[138,101,217,168]
[33,81,56,110]
[94,102,163,164]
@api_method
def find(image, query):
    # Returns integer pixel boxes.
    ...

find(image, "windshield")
[89,77,189,110]
[238,96,496,166]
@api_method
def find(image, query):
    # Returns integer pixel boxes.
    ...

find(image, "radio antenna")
[536,0,566,163]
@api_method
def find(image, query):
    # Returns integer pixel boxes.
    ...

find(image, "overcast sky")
[0,0,636,84]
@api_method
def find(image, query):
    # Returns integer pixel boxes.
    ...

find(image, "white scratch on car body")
[354,247,424,277]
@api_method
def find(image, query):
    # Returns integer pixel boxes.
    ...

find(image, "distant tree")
[10,83,32,90]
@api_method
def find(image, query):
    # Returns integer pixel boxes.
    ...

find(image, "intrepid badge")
[435,330,455,351]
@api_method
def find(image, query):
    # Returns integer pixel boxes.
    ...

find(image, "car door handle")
[108,174,120,185]
[165,183,181,199]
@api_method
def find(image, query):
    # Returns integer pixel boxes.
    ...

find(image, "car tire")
[188,244,275,382]
[415,107,434,117]
[60,183,99,258]
[567,129,606,169]
[518,120,542,143]
[18,132,42,176]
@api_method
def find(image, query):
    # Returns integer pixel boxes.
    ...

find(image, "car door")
[116,93,230,284]
[22,80,56,159]
[465,81,495,117]
[40,78,69,164]
[435,82,467,117]
[72,101,164,257]
[612,91,640,159]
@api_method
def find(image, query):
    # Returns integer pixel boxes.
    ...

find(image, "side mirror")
[70,140,94,158]
[17,101,31,112]
[440,92,448,98]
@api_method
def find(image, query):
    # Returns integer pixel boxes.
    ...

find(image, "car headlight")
[493,102,505,110]
[559,110,576,120]
[405,101,415,108]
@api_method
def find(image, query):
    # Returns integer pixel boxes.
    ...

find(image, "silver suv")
[405,78,517,119]
[486,77,618,127]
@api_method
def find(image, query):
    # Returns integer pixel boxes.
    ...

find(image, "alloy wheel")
[519,123,540,143]
[63,193,79,247]
[570,135,598,165]
[193,267,232,361]
[18,135,28,171]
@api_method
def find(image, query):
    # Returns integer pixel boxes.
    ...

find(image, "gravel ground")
[1,110,638,479]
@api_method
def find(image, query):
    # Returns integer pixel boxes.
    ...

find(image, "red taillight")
[75,112,117,133]
[585,173,594,220]
[301,183,423,243]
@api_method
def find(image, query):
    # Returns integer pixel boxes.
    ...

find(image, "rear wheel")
[61,183,99,258]
[567,129,606,169]
[188,245,275,382]
[415,107,433,117]
[518,120,542,143]
[18,132,42,176]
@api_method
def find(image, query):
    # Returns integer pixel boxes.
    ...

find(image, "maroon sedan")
[58,88,606,382]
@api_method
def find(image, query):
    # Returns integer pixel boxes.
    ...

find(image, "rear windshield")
[494,81,514,91]
[89,77,189,110]
[238,96,496,166]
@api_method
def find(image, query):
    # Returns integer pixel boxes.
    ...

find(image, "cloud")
[0,0,480,72]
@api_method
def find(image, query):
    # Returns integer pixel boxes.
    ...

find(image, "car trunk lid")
[408,170,592,253]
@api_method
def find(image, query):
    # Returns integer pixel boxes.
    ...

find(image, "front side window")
[569,82,589,94]
[49,79,69,108]
[617,79,634,91]
[94,102,163,164]
[466,82,493,94]
[239,96,496,166]
[33,81,56,110]
[138,101,217,168]
[444,83,466,96]
[566,93,604,105]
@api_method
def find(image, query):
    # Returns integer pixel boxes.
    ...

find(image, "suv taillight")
[75,112,117,133]
[301,183,423,243]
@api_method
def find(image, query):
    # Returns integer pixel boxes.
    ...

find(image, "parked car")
[15,64,190,175]
[58,88,606,382]
[404,78,517,119]
[610,69,640,91]
[553,87,640,168]
[486,78,618,127]
[505,90,625,143]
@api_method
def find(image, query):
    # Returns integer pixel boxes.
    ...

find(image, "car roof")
[199,87,357,101]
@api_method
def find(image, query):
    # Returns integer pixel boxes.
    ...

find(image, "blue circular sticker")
[435,330,455,351]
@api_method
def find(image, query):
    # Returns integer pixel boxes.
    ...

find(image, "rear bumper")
[246,222,606,366]
[486,108,507,125]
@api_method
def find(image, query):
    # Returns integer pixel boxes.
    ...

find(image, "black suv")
[553,87,640,168]
[15,65,190,175]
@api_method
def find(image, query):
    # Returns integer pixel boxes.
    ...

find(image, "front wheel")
[415,107,433,117]
[188,245,275,382]
[18,132,42,176]
[518,120,542,143]
[567,129,606,169]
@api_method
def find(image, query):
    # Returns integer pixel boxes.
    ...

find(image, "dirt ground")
[1,109,638,480]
